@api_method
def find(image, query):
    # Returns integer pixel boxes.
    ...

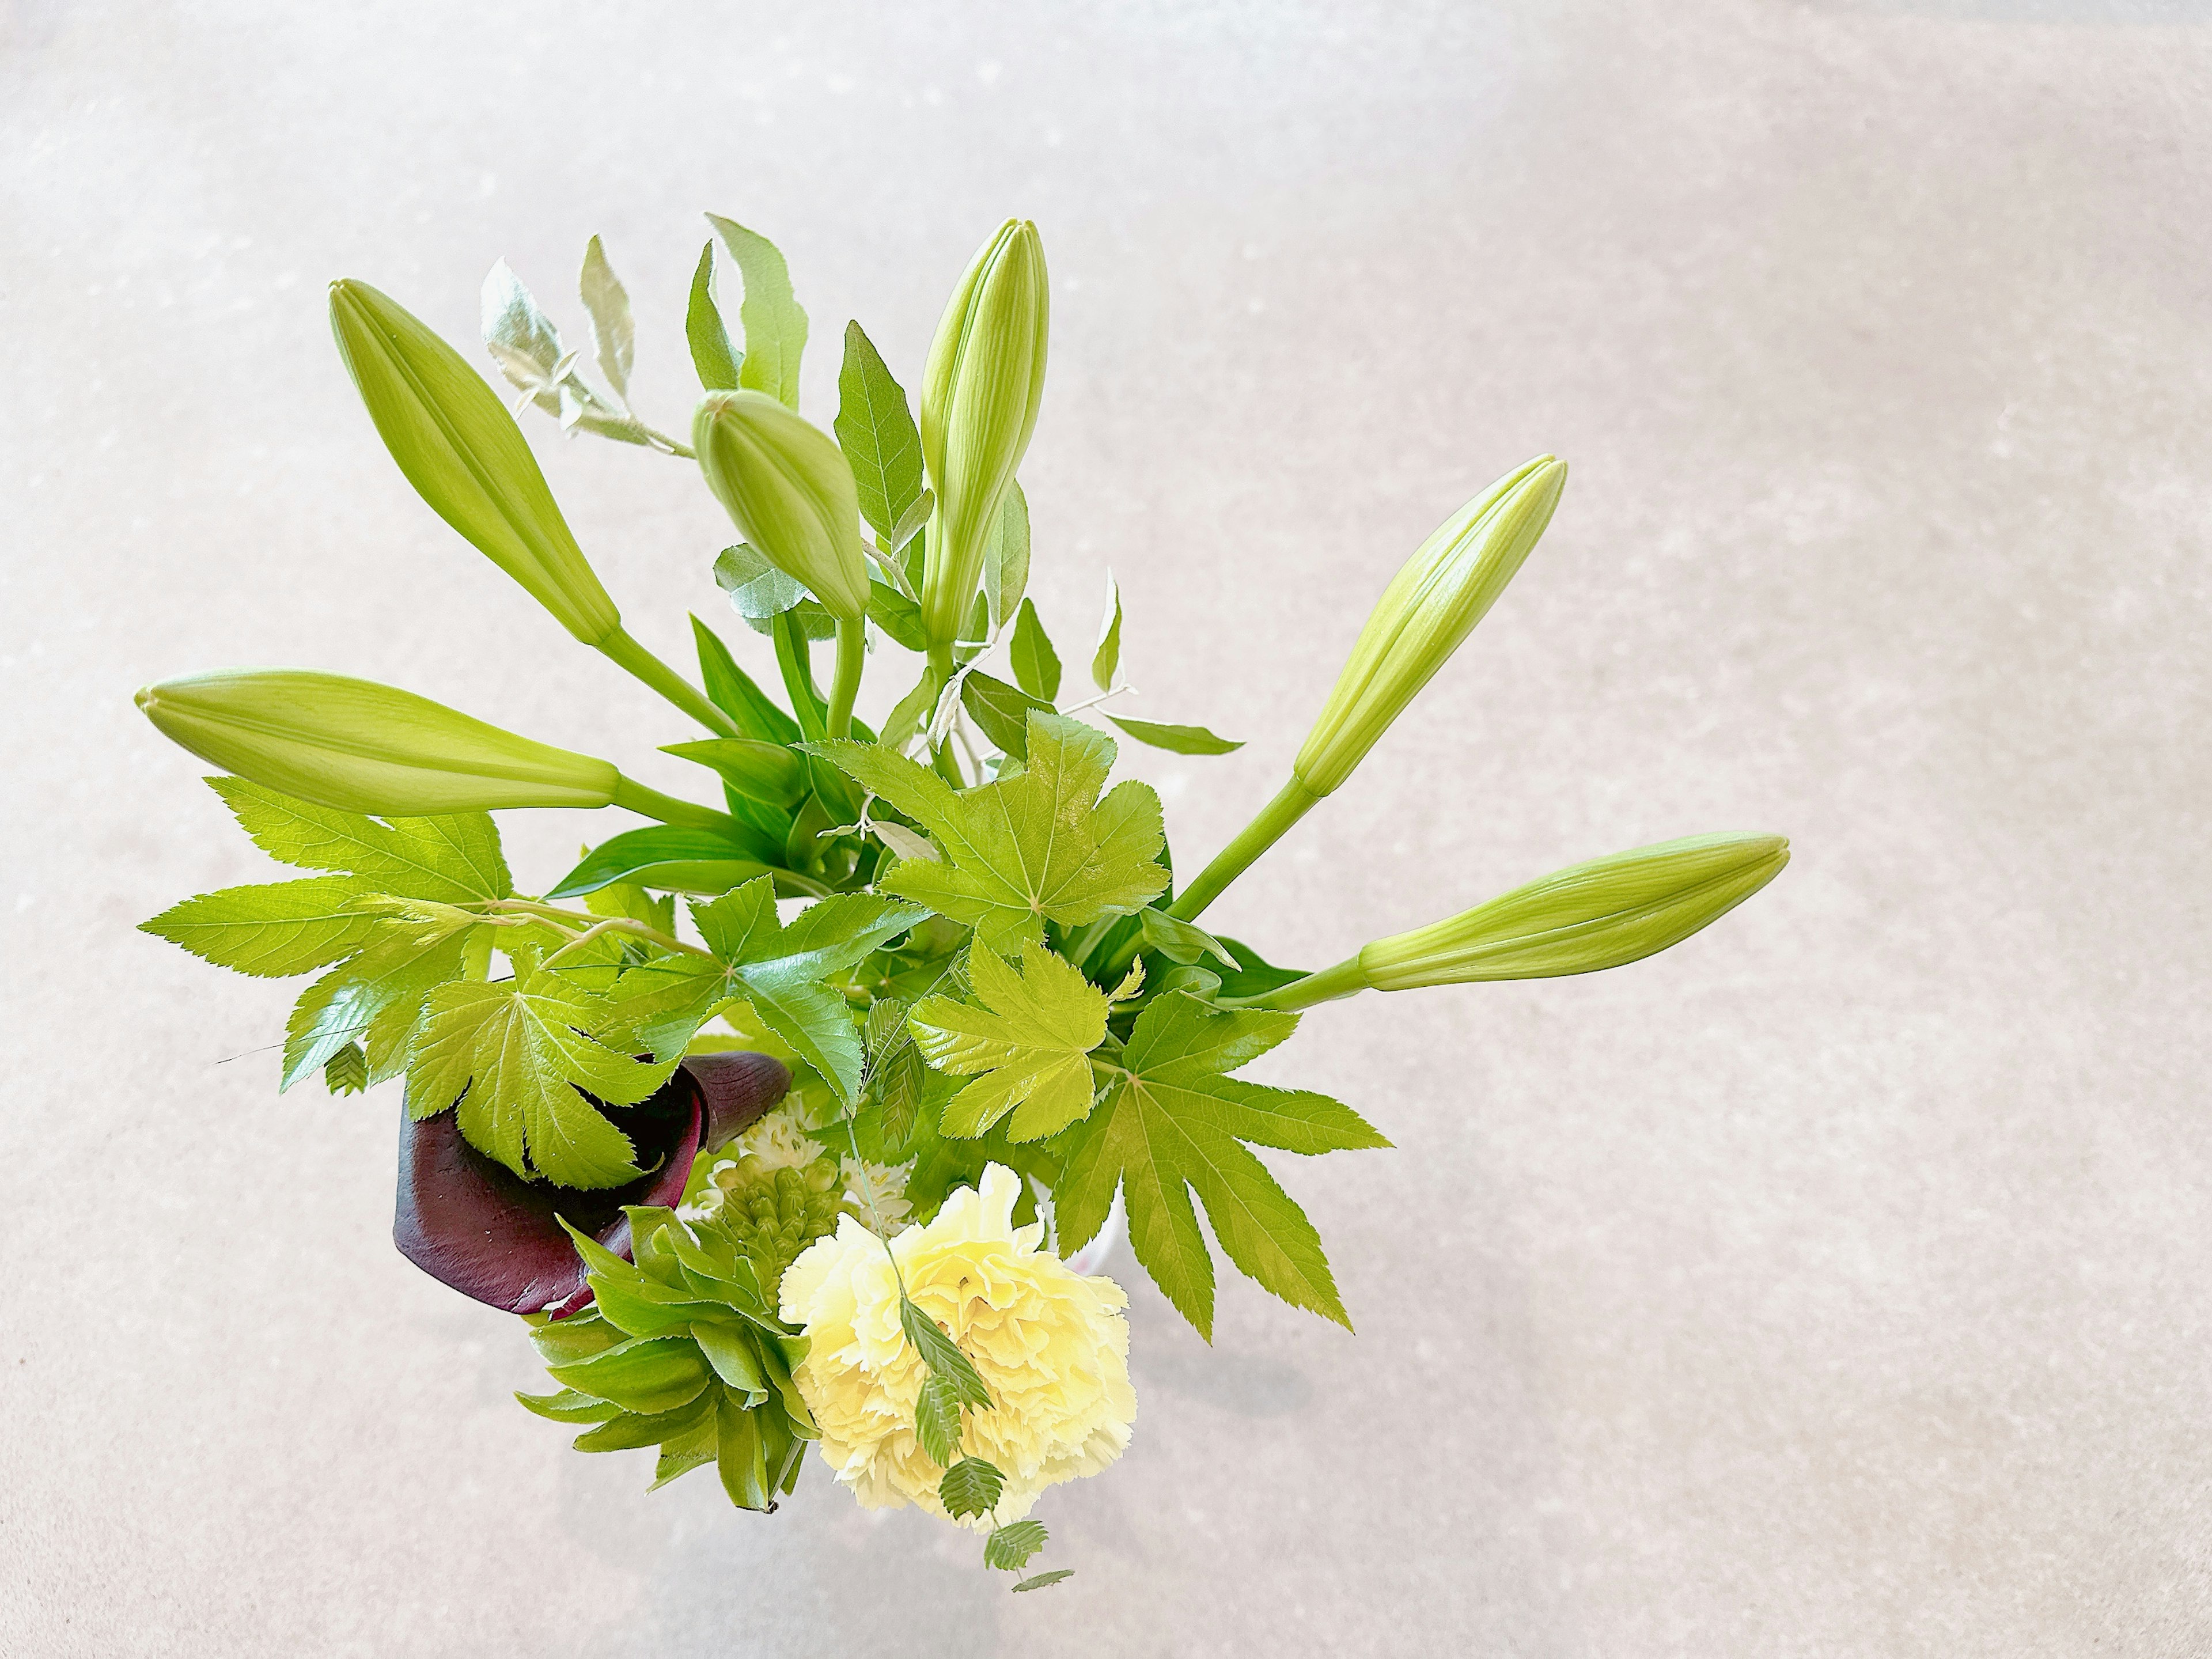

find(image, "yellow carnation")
[778,1164,1135,1527]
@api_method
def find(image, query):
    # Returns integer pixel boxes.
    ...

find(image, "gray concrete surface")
[5,2,2210,1653]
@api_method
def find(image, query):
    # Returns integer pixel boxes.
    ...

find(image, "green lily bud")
[137,669,619,814]
[918,218,1049,652]
[692,391,871,620]
[329,279,620,647]
[1294,454,1567,798]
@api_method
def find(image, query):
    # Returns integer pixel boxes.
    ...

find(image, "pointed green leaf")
[1014,1570,1074,1592]
[983,482,1031,632]
[578,235,635,400]
[835,320,922,539]
[706,214,807,410]
[513,1387,624,1425]
[691,615,802,745]
[900,1296,992,1410]
[685,241,741,391]
[282,921,476,1090]
[1139,908,1238,969]
[914,1373,965,1467]
[1009,598,1061,702]
[714,541,809,623]
[206,777,510,902]
[960,671,1052,759]
[544,825,780,900]
[1092,571,1123,691]
[1104,714,1243,756]
[142,874,380,978]
[546,1334,712,1417]
[662,738,807,809]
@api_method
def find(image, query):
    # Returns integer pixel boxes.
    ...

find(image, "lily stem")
[1165,778,1321,923]
[599,626,746,740]
[1217,954,1370,1013]
[826,615,866,740]
[610,774,743,835]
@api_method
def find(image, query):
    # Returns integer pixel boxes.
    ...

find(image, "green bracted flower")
[514,1206,820,1513]
[694,1154,854,1297]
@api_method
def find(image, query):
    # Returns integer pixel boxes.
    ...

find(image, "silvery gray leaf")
[578,235,635,404]
[481,260,564,386]
[713,543,808,621]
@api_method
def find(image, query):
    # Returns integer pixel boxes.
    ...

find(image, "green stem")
[485,898,713,960]
[827,615,866,740]
[1166,779,1322,923]
[923,643,965,785]
[611,774,744,834]
[599,626,745,740]
[1218,954,1371,1013]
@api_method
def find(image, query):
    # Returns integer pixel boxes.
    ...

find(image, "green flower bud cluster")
[694,1155,853,1295]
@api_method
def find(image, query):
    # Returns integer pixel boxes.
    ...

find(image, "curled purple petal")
[393,1052,791,1316]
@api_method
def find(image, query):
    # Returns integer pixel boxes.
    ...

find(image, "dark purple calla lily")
[394,1050,790,1317]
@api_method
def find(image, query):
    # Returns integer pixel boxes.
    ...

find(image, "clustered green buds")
[329,280,621,647]
[694,1155,853,1294]
[1294,454,1568,798]
[1242,834,1790,1009]
[135,669,619,815]
[693,391,872,622]
[918,219,1050,653]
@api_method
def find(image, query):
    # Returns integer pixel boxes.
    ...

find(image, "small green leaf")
[985,1519,1048,1571]
[909,940,1108,1142]
[879,669,938,753]
[512,1387,623,1425]
[866,579,929,652]
[691,615,802,746]
[1139,908,1239,969]
[1010,598,1062,703]
[1104,714,1244,756]
[983,482,1031,632]
[914,1373,965,1467]
[1091,571,1123,692]
[323,1042,368,1096]
[835,320,923,539]
[960,672,1053,759]
[715,542,809,624]
[1013,1569,1075,1593]
[938,1455,1006,1520]
[706,214,807,411]
[577,234,635,402]
[899,1297,992,1410]
[685,241,741,391]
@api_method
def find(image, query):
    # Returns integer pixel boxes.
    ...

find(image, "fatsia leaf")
[406,963,675,1188]
[142,874,380,978]
[577,234,634,402]
[1014,1570,1075,1592]
[909,941,1108,1142]
[207,777,511,902]
[1104,714,1244,756]
[808,713,1168,953]
[705,214,806,411]
[282,920,479,1091]
[835,320,923,539]
[960,671,1052,759]
[914,1374,965,1467]
[985,1520,1048,1571]
[608,878,927,1104]
[1052,992,1391,1339]
[939,1456,1006,1520]
[899,1297,993,1410]
[685,241,741,391]
[983,482,1031,632]
[1092,570,1123,691]
[1010,597,1061,702]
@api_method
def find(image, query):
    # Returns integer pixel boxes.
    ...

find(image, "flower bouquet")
[138,213,1787,1589]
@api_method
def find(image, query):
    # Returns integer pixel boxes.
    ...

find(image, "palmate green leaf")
[207,777,510,902]
[835,320,923,539]
[985,1519,1048,1571]
[1010,597,1061,702]
[809,712,1168,954]
[582,870,677,936]
[1104,714,1244,756]
[142,874,380,978]
[909,941,1108,1142]
[706,214,806,411]
[407,963,676,1188]
[1054,991,1392,1340]
[685,241,741,391]
[939,1455,1006,1520]
[283,920,479,1090]
[607,878,927,1104]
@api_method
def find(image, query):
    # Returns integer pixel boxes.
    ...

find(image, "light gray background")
[4,2,2208,1654]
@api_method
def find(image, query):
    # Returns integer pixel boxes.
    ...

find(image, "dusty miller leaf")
[706,214,807,411]
[578,234,635,402]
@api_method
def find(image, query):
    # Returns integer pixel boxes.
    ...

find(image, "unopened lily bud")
[1360,833,1789,989]
[329,279,620,646]
[137,669,619,815]
[1294,455,1567,798]
[918,218,1048,650]
[693,391,871,620]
